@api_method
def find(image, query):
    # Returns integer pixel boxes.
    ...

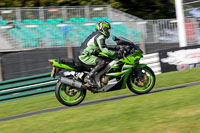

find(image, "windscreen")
[118,37,133,44]
[118,36,143,53]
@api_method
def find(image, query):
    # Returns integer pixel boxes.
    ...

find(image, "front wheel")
[55,81,86,106]
[127,66,156,94]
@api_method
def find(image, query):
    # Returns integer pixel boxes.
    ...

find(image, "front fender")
[138,64,147,68]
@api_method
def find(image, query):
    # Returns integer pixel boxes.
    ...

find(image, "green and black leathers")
[79,31,115,65]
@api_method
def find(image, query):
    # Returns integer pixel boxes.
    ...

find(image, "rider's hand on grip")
[115,46,124,58]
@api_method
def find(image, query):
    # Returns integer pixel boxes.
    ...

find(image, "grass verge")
[0,67,200,118]
[1,85,200,133]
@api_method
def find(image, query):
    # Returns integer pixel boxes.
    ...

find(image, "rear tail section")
[48,59,76,70]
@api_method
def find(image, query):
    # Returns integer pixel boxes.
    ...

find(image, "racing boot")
[84,59,106,87]
[84,68,96,87]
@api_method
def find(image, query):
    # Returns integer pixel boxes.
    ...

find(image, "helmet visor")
[104,27,110,33]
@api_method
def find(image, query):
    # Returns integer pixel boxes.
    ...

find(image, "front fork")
[121,64,147,89]
[135,66,142,77]
[134,64,147,81]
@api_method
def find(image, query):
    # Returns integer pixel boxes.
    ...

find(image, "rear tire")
[127,66,156,94]
[55,81,86,106]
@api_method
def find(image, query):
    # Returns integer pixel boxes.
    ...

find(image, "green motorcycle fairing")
[103,49,146,91]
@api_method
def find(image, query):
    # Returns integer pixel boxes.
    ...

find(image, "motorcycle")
[48,36,156,106]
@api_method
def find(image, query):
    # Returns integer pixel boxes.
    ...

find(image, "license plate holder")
[51,67,56,78]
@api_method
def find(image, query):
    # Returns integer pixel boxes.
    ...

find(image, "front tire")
[55,81,86,106]
[127,66,156,94]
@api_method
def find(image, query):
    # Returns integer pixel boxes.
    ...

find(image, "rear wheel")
[55,81,86,106]
[127,66,156,94]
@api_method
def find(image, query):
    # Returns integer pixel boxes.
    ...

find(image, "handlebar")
[112,36,143,54]
[112,36,120,41]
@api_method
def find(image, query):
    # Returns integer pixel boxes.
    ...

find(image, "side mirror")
[112,36,120,41]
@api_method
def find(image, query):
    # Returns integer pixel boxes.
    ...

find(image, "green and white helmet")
[96,21,111,38]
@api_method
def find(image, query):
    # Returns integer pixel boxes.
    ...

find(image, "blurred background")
[1,1,200,131]
[0,0,199,81]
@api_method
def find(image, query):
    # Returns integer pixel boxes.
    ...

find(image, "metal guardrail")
[0,73,57,101]
[140,53,161,75]
[0,5,140,22]
[0,6,106,21]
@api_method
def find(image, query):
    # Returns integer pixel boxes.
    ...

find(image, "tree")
[108,0,176,19]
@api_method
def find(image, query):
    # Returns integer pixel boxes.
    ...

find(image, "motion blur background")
[1,2,200,132]
[0,0,199,81]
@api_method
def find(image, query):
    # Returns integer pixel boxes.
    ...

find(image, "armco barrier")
[0,52,161,102]
[0,73,57,101]
[140,53,161,75]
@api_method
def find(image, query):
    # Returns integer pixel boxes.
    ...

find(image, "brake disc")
[134,73,149,87]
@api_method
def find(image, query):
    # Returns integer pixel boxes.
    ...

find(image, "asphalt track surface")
[1,81,200,122]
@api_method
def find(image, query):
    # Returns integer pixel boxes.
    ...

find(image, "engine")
[63,71,109,86]
[63,71,85,80]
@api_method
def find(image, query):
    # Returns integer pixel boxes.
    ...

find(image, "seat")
[74,57,94,71]
[60,58,93,71]
[60,58,78,69]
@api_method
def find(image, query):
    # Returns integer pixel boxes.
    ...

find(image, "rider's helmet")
[96,21,111,38]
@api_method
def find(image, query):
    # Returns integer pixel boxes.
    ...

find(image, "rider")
[78,21,121,86]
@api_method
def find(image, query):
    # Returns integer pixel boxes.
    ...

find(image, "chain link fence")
[0,19,199,49]
[0,6,199,50]
[183,0,200,45]
[0,6,112,21]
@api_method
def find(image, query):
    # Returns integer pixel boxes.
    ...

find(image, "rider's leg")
[84,58,106,86]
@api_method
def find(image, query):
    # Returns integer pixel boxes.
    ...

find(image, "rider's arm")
[96,35,116,56]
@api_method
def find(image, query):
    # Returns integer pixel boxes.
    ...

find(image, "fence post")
[175,0,187,47]
[140,34,146,54]
[84,6,90,19]
[107,6,112,19]
[153,20,159,43]
[67,43,73,59]
[39,7,44,21]
[137,21,147,54]
[16,8,21,22]
[62,6,67,20]
[193,19,200,44]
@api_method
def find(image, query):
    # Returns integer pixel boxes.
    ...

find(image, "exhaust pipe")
[60,77,83,88]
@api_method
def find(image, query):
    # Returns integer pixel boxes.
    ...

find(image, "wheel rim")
[59,83,84,103]
[129,68,154,92]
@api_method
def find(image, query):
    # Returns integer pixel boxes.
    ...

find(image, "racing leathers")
[78,31,116,86]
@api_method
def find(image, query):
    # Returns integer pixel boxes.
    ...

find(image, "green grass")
[153,67,200,89]
[1,85,200,133]
[0,67,200,118]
